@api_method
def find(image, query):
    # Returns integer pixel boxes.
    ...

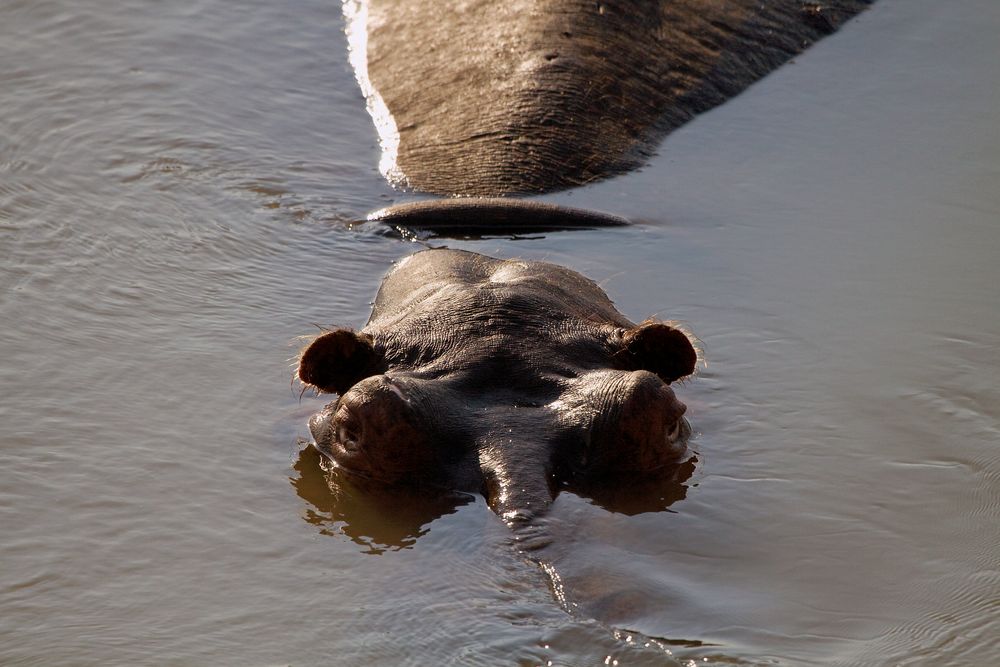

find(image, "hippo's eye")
[337,424,358,446]
[666,419,682,444]
[335,409,361,451]
[337,425,362,454]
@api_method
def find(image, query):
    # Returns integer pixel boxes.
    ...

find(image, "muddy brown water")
[2,1,999,665]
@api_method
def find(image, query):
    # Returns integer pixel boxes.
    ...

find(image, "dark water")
[2,1,998,665]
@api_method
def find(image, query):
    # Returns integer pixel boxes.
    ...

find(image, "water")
[2,0,998,665]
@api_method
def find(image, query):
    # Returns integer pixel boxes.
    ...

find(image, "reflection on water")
[568,457,697,517]
[290,440,715,663]
[292,443,696,553]
[291,444,473,554]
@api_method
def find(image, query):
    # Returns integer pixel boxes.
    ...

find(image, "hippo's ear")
[617,322,697,384]
[297,329,384,394]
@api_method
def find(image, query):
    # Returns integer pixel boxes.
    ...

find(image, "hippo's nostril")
[479,465,557,526]
[500,507,537,527]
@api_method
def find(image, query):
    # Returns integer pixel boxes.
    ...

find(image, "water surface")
[2,1,998,665]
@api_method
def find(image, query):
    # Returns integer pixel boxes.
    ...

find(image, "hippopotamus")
[347,0,872,196]
[299,3,875,516]
[297,248,697,522]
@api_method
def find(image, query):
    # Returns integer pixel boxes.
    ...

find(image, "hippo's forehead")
[376,366,647,423]
[367,294,622,384]
[363,252,626,369]
[370,249,628,326]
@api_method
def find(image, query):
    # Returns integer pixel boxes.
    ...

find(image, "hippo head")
[297,249,697,524]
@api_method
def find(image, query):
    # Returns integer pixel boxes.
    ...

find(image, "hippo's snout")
[476,432,559,525]
[483,467,557,525]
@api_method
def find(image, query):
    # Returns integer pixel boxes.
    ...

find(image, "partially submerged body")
[352,0,872,195]
[298,248,698,522]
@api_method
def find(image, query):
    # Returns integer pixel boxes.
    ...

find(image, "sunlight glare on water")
[342,0,406,189]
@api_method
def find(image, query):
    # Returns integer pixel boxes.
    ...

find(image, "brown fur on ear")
[619,321,698,384]
[297,329,382,394]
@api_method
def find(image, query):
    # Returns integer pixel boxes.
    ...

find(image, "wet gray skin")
[298,248,696,524]
[353,0,872,196]
[366,198,628,235]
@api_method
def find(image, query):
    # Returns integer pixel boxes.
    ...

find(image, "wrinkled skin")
[298,249,698,523]
[351,0,872,196]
